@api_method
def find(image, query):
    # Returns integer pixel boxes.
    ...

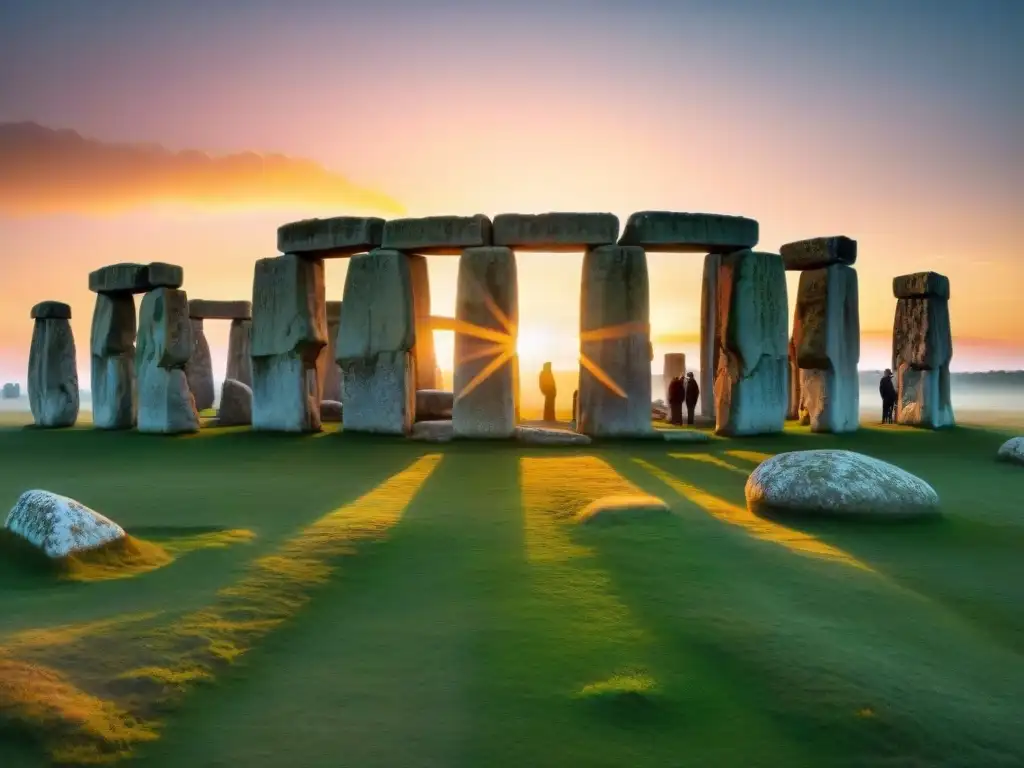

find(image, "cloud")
[0,122,405,216]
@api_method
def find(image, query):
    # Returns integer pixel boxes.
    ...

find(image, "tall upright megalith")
[185,318,215,411]
[251,254,326,432]
[320,300,343,402]
[700,253,722,420]
[662,353,685,402]
[337,250,416,434]
[892,272,954,429]
[787,333,801,421]
[578,245,652,438]
[452,246,519,438]
[782,237,861,434]
[28,301,79,428]
[227,318,252,387]
[136,286,199,434]
[714,250,788,436]
[88,262,183,429]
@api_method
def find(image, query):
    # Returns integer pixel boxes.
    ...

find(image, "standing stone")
[792,265,860,433]
[453,247,519,438]
[619,211,759,253]
[136,287,199,434]
[184,318,215,411]
[89,293,136,430]
[28,302,79,428]
[699,253,721,420]
[218,379,253,426]
[251,254,326,432]
[787,334,801,421]
[892,272,954,429]
[714,250,788,437]
[320,301,343,402]
[337,250,416,435]
[578,245,652,438]
[226,318,253,387]
[407,255,438,390]
[662,353,685,403]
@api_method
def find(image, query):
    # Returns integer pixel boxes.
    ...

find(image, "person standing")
[880,368,897,424]
[667,375,685,425]
[684,372,701,425]
[539,362,557,422]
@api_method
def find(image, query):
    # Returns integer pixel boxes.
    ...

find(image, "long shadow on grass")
[589,451,1024,767]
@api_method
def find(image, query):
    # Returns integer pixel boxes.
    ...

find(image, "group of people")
[666,372,701,425]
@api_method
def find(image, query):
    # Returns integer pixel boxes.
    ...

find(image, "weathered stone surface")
[137,288,193,369]
[576,495,671,526]
[892,297,952,371]
[620,211,759,253]
[896,363,955,429]
[30,301,71,320]
[136,367,199,434]
[88,262,183,293]
[226,319,252,387]
[5,490,126,558]
[745,450,940,519]
[515,425,592,445]
[337,250,416,435]
[184,319,215,411]
[714,250,788,437]
[321,301,343,401]
[893,272,950,300]
[320,399,343,423]
[997,437,1024,466]
[800,368,859,434]
[780,236,857,271]
[407,255,437,390]
[410,419,453,443]
[492,212,619,251]
[699,253,721,419]
[381,215,492,255]
[90,293,136,357]
[787,334,801,420]
[416,389,454,421]
[188,299,252,321]
[251,254,326,361]
[277,216,385,257]
[252,352,322,433]
[28,319,79,428]
[662,353,685,402]
[2,383,19,399]
[218,379,252,426]
[453,247,518,439]
[90,354,135,429]
[578,245,652,438]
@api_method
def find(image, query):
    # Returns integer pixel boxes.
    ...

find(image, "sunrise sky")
[0,0,1021,386]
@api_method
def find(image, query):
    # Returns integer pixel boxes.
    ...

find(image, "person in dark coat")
[880,368,897,424]
[683,372,700,425]
[539,362,557,422]
[667,375,685,425]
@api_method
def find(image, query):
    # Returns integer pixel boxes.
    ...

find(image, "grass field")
[0,414,1023,767]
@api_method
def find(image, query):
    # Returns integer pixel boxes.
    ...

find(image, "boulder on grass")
[218,379,253,426]
[516,426,592,446]
[5,490,125,558]
[997,437,1024,466]
[410,420,454,443]
[745,450,940,520]
[320,400,343,422]
[576,495,671,526]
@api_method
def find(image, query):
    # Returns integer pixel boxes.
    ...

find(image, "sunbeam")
[457,349,515,401]
[579,321,650,343]
[579,353,627,399]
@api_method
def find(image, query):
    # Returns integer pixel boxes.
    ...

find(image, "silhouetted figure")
[539,362,557,422]
[667,375,685,425]
[880,368,897,424]
[684,372,700,425]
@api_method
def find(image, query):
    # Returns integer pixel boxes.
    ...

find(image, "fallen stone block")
[5,490,126,558]
[188,299,252,321]
[251,253,326,361]
[88,262,183,293]
[492,212,619,251]
[657,429,711,443]
[416,389,454,421]
[30,301,72,320]
[218,379,252,426]
[780,236,857,271]
[381,214,492,255]
[410,419,454,443]
[619,211,759,253]
[893,271,950,300]
[28,315,79,428]
[515,426,592,445]
[277,216,385,257]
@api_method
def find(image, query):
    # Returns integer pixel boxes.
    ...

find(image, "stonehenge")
[892,272,954,429]
[782,237,860,433]
[28,301,79,428]
[136,286,199,434]
[218,378,253,426]
[185,299,253,411]
[700,253,722,420]
[321,301,343,402]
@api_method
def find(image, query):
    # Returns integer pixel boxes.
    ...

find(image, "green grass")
[0,418,1022,767]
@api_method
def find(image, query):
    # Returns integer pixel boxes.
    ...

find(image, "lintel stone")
[188,299,252,320]
[893,272,950,300]
[381,215,492,255]
[619,211,759,253]
[780,236,857,271]
[277,216,385,257]
[31,301,71,320]
[88,262,183,294]
[492,212,619,251]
